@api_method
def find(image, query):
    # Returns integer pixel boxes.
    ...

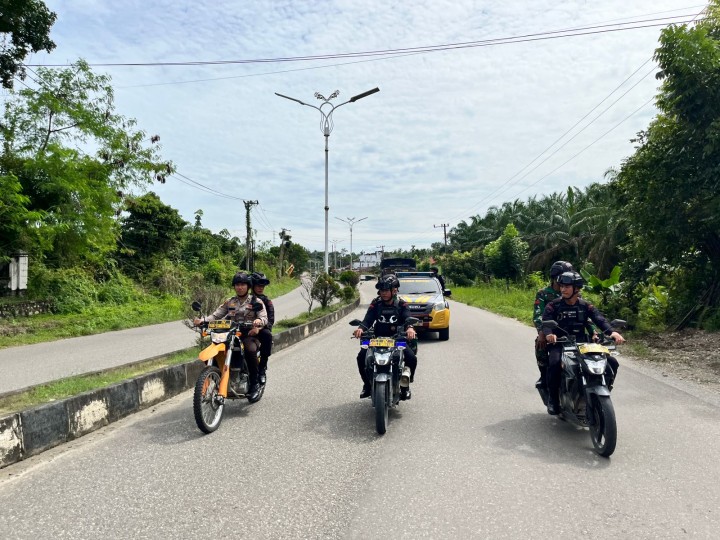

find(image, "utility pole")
[434,223,449,250]
[244,200,259,270]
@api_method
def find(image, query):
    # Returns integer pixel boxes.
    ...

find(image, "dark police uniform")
[356,295,418,386]
[542,297,620,402]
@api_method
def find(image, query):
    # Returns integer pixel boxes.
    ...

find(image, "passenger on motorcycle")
[193,272,268,402]
[542,271,625,415]
[353,274,418,400]
[533,261,574,391]
[251,272,274,385]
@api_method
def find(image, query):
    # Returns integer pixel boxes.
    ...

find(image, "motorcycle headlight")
[211,331,229,344]
[583,358,607,375]
[374,351,391,366]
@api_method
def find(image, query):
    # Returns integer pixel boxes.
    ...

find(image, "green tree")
[119,192,187,275]
[0,0,56,88]
[483,223,529,283]
[617,3,720,313]
[0,60,174,266]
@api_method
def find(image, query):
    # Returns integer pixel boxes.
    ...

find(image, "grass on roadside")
[0,277,301,350]
[274,295,357,331]
[0,297,186,349]
[451,285,534,326]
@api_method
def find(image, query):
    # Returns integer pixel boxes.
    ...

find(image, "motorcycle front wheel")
[193,366,224,434]
[589,395,617,457]
[373,380,389,435]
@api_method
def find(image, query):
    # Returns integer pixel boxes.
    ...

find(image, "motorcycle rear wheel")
[589,395,617,457]
[194,366,224,434]
[373,380,388,435]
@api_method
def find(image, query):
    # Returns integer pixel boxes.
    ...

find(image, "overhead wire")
[28,14,700,68]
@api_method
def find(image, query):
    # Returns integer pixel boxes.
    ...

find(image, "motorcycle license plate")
[578,343,609,354]
[369,338,395,347]
[208,320,232,330]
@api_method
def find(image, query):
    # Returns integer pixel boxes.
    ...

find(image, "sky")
[21,0,708,259]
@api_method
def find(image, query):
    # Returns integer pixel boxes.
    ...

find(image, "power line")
[28,14,700,68]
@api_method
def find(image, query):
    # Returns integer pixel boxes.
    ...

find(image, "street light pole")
[275,87,379,273]
[335,216,367,272]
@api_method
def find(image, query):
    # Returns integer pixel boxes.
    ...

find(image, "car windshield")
[399,279,440,295]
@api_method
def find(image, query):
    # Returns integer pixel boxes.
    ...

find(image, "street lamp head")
[314,92,326,101]
[349,87,380,103]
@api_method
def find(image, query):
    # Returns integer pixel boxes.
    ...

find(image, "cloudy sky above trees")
[27,0,705,255]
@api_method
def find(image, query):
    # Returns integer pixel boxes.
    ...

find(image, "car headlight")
[434,301,446,311]
[583,358,607,375]
[374,351,391,366]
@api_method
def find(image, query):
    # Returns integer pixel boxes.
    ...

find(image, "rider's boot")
[247,373,261,403]
[258,356,268,385]
[359,382,371,399]
[546,389,560,415]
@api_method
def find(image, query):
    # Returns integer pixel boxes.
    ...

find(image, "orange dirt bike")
[191,301,264,433]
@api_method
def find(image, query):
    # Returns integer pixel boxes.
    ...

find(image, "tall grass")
[452,284,535,326]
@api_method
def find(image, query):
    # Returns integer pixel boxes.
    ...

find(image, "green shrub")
[148,259,191,297]
[44,268,99,314]
[97,272,142,304]
[202,259,225,285]
[312,273,341,308]
[342,285,355,301]
[524,271,545,291]
[338,270,359,288]
[636,284,669,332]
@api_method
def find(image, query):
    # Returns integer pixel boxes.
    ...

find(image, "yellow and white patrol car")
[396,272,451,340]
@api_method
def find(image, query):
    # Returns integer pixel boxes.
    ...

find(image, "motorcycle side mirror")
[542,320,559,330]
[191,301,202,312]
[610,319,627,329]
[349,319,362,327]
[405,317,420,327]
[252,302,263,312]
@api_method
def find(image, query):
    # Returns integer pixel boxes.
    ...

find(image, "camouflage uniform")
[533,286,559,367]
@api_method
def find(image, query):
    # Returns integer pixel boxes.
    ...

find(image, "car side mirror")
[443,289,452,297]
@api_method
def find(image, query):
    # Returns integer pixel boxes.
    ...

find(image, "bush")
[148,259,192,297]
[311,273,341,308]
[342,285,355,301]
[43,268,99,314]
[98,272,142,304]
[338,270,359,288]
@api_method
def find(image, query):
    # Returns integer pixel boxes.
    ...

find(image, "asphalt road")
[1,282,719,538]
[0,283,312,394]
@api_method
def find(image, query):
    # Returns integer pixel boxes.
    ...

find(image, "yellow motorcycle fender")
[199,343,226,362]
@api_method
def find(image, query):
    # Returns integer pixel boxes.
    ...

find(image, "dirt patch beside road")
[628,328,720,396]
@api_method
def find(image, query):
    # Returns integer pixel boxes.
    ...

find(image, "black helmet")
[556,271,583,289]
[251,272,270,286]
[232,272,253,286]
[376,275,399,291]
[550,260,574,278]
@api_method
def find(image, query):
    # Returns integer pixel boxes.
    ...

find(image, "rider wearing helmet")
[353,274,417,400]
[193,271,268,402]
[533,261,574,390]
[251,272,274,384]
[541,271,625,415]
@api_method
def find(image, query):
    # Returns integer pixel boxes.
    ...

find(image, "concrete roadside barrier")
[0,298,359,469]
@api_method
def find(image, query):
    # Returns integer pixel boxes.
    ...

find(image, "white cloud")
[30,0,702,254]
